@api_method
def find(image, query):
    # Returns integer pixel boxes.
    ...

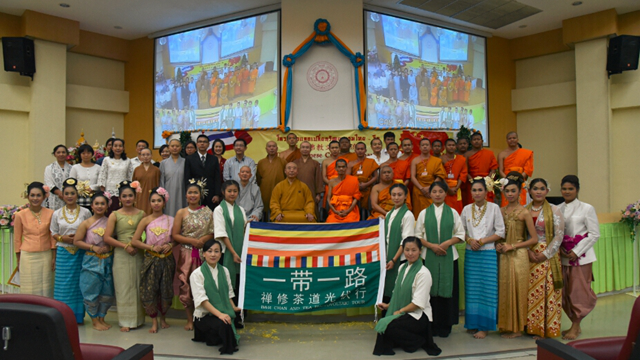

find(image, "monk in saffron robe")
[321,140,341,206]
[248,66,258,94]
[218,84,229,106]
[430,83,439,106]
[240,65,250,94]
[209,84,218,107]
[499,132,534,206]
[327,159,361,223]
[228,71,237,100]
[382,142,410,186]
[369,165,412,219]
[348,142,379,210]
[441,139,468,214]
[338,137,358,163]
[257,141,286,209]
[279,133,302,163]
[270,162,316,223]
[465,132,498,205]
[410,138,447,218]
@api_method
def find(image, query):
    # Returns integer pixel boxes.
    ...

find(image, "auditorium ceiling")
[0,0,638,40]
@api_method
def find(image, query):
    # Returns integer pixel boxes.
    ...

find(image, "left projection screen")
[153,11,280,147]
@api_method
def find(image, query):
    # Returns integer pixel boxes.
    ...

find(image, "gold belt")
[61,245,80,255]
[145,249,173,258]
[87,251,113,259]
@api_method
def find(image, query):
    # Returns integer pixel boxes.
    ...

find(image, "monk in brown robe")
[464,132,497,205]
[294,141,323,205]
[270,162,316,223]
[441,139,468,214]
[326,159,361,223]
[498,131,534,206]
[279,133,301,162]
[347,142,379,210]
[382,143,410,186]
[257,141,286,210]
[410,138,447,218]
[228,71,237,100]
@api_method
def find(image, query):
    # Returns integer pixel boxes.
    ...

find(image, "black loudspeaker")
[2,37,36,79]
[607,35,640,76]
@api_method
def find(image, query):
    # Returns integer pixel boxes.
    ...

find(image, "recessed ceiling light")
[59,3,70,7]
[572,1,583,6]
[519,25,527,28]
[114,26,123,30]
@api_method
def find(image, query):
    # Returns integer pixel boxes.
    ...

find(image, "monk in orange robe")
[338,137,358,163]
[279,133,302,163]
[368,165,412,219]
[240,66,250,94]
[441,139,468,214]
[499,131,534,206]
[430,84,439,106]
[464,78,471,103]
[228,71,237,100]
[348,142,379,210]
[465,132,498,205]
[327,159,361,223]
[322,140,341,206]
[248,67,258,94]
[234,68,243,97]
[209,85,218,107]
[410,138,447,218]
[382,142,410,186]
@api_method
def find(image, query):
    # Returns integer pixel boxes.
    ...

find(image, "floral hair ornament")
[188,178,208,198]
[155,187,170,202]
[130,181,143,194]
[22,183,50,199]
[103,191,114,207]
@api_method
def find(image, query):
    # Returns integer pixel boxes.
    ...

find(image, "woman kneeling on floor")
[373,236,442,356]
[190,239,240,355]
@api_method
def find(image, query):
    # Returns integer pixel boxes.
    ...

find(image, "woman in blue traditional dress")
[74,191,115,331]
[460,178,505,339]
[50,178,92,324]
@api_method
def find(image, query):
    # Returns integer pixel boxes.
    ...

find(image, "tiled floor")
[78,293,635,359]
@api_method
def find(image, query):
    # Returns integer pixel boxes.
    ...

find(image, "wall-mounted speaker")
[2,37,36,79]
[607,35,640,77]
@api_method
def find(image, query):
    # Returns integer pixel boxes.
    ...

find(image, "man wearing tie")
[184,134,221,210]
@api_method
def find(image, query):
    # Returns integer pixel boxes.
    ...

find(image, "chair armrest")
[536,339,597,360]
[111,344,154,360]
[566,337,625,360]
[79,343,124,360]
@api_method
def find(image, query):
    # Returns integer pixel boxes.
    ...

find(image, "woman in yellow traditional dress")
[497,176,538,338]
[525,178,565,338]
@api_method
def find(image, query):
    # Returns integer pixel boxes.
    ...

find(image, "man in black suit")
[184,134,221,209]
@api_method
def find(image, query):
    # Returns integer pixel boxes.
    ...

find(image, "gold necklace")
[471,203,488,227]
[30,209,42,225]
[62,205,80,224]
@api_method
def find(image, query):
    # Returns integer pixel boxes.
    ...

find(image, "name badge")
[422,171,428,176]
[448,173,454,179]
[356,170,363,175]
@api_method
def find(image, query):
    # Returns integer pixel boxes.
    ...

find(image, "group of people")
[14,129,599,356]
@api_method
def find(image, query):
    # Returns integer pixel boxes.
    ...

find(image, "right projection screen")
[365,11,488,141]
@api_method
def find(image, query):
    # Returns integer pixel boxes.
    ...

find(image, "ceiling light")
[114,26,123,30]
[572,1,583,6]
[519,25,527,28]
[59,3,70,7]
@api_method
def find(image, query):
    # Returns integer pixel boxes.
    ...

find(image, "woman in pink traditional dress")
[172,182,214,331]
[132,187,176,333]
[525,179,565,339]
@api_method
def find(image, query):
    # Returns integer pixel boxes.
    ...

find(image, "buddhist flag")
[238,219,386,313]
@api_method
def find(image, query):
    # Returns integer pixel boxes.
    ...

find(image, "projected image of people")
[154,12,279,145]
[365,11,488,139]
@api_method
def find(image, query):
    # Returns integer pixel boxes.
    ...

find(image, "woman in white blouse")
[44,145,72,211]
[70,144,101,210]
[373,237,441,356]
[415,181,465,338]
[190,239,240,354]
[460,178,505,339]
[558,175,599,340]
[98,138,133,213]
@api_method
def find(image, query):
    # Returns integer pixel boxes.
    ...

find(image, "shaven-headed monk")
[382,142,410,186]
[369,165,412,219]
[294,141,323,205]
[440,139,468,214]
[338,137,358,163]
[498,131,533,206]
[464,132,497,205]
[327,159,361,223]
[257,141,286,210]
[347,142,379,210]
[410,138,447,218]
[270,162,316,223]
[279,132,302,163]
[322,140,341,206]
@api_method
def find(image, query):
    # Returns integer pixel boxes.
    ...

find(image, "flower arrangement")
[620,200,640,239]
[66,146,105,165]
[0,204,28,228]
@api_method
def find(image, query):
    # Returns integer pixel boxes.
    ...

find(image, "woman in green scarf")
[382,184,415,303]
[415,181,466,338]
[190,239,240,354]
[373,237,441,356]
[213,180,247,329]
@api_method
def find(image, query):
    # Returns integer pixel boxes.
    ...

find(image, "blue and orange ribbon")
[280,19,368,132]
